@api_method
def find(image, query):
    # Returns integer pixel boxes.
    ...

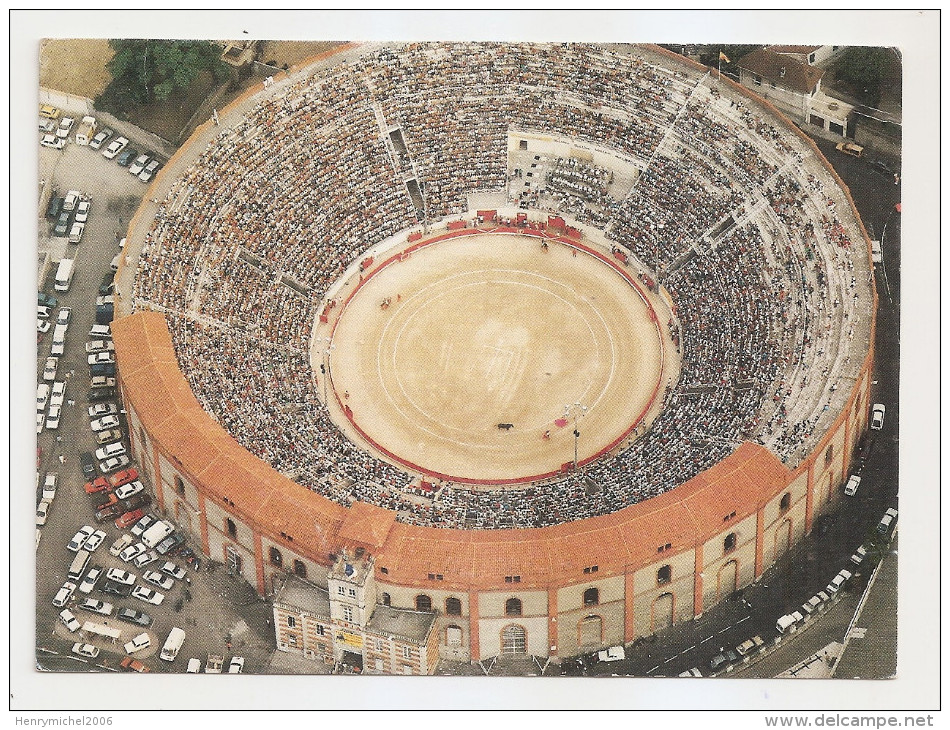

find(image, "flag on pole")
[719,50,731,63]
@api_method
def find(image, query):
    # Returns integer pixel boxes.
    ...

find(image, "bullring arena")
[112,41,876,670]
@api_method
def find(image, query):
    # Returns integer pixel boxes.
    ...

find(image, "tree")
[99,39,227,111]
[697,45,760,79]
[833,46,891,105]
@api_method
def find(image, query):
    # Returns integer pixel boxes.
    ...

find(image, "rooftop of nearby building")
[767,44,823,56]
[366,604,436,644]
[738,47,825,94]
[274,575,330,618]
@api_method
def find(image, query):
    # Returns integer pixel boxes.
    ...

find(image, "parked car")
[88,403,118,418]
[79,598,114,617]
[89,388,117,403]
[597,646,625,662]
[120,657,151,673]
[835,141,864,158]
[124,632,151,655]
[39,104,60,119]
[53,210,71,237]
[844,475,861,497]
[84,476,111,495]
[130,514,157,536]
[110,467,140,488]
[40,134,65,149]
[102,136,129,159]
[100,578,134,598]
[38,291,58,308]
[120,493,152,513]
[74,200,91,223]
[45,196,64,219]
[67,526,95,552]
[96,428,123,445]
[83,530,107,552]
[160,561,187,581]
[85,340,115,354]
[132,585,165,606]
[228,656,245,674]
[50,381,66,408]
[68,222,85,245]
[78,565,104,594]
[45,405,61,430]
[62,190,80,210]
[37,305,52,320]
[871,240,882,264]
[143,570,174,590]
[56,117,75,139]
[37,319,52,334]
[59,609,81,632]
[35,500,51,526]
[42,473,57,500]
[71,643,99,659]
[100,455,131,473]
[129,154,150,176]
[116,147,138,166]
[52,581,77,608]
[109,533,134,556]
[116,607,153,627]
[736,635,765,656]
[116,509,146,530]
[115,481,143,500]
[709,648,739,672]
[850,546,868,565]
[96,442,127,462]
[90,415,121,431]
[119,543,147,563]
[91,375,116,389]
[80,452,97,479]
[139,159,162,183]
[155,532,185,555]
[88,127,114,150]
[88,351,116,366]
[871,403,886,430]
[90,362,116,377]
[95,504,123,523]
[107,567,137,585]
[134,550,159,569]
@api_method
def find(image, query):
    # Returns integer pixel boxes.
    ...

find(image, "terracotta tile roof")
[336,501,397,551]
[768,45,823,56]
[738,47,824,94]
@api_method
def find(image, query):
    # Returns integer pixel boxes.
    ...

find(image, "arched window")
[381,593,391,606]
[505,598,522,616]
[578,614,603,646]
[269,547,282,567]
[415,594,432,612]
[583,587,599,606]
[657,564,672,584]
[445,597,462,616]
[226,518,237,538]
[780,492,791,511]
[293,559,307,579]
[501,624,526,655]
[174,475,185,495]
[723,532,737,553]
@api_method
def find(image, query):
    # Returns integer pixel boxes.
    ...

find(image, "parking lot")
[34,117,277,675]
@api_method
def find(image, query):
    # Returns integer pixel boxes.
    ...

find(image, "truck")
[54,258,75,292]
[51,323,69,356]
[205,653,223,673]
[74,116,98,146]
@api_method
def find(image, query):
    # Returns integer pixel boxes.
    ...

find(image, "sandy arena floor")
[320,232,678,485]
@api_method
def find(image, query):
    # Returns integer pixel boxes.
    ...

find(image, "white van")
[141,520,174,549]
[67,550,91,581]
[89,324,112,339]
[54,259,75,292]
[95,442,126,461]
[75,116,97,146]
[160,627,186,661]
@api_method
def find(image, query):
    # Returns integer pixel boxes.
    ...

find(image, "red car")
[115,509,145,530]
[84,476,111,495]
[96,504,123,523]
[96,493,119,511]
[120,656,150,673]
[109,468,140,488]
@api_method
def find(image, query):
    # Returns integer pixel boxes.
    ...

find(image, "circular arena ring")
[114,42,876,659]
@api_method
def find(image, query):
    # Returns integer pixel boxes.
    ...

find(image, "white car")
[131,585,165,606]
[91,375,116,388]
[124,632,151,655]
[88,352,116,366]
[59,609,81,632]
[63,190,80,211]
[100,455,131,473]
[68,222,85,244]
[106,567,136,585]
[37,305,52,320]
[850,546,867,565]
[50,381,66,408]
[160,561,186,580]
[42,473,57,500]
[102,136,128,159]
[115,481,143,500]
[35,499,51,526]
[139,159,161,183]
[228,656,245,674]
[134,550,159,569]
[844,475,861,497]
[57,307,71,326]
[52,582,77,608]
[129,155,150,175]
[870,403,886,430]
[143,570,174,590]
[67,526,95,552]
[119,543,147,563]
[36,412,45,435]
[79,598,114,617]
[88,403,118,418]
[37,383,50,411]
[43,356,58,381]
[71,642,100,659]
[871,240,882,264]
[85,340,115,354]
[78,565,104,594]
[96,443,127,461]
[74,200,91,223]
[56,117,75,139]
[45,405,61,430]
[83,530,107,552]
[37,319,52,334]
[90,415,121,432]
[40,134,65,149]
[597,646,625,662]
